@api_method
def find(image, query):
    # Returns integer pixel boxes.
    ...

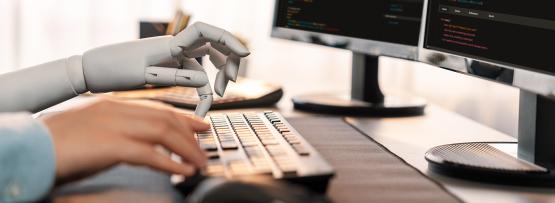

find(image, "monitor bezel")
[270,0,419,60]
[418,0,555,98]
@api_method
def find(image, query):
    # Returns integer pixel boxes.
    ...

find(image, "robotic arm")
[0,22,250,117]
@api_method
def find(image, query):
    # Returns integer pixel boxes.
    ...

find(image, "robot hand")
[171,22,250,117]
[82,22,250,117]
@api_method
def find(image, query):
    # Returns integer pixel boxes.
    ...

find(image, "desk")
[44,96,555,203]
[346,105,555,203]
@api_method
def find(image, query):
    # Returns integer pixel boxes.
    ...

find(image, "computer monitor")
[271,0,426,116]
[419,0,555,186]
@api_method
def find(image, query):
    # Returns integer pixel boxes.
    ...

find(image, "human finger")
[119,140,196,176]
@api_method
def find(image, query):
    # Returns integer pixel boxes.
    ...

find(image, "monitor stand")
[292,52,426,116]
[426,90,555,187]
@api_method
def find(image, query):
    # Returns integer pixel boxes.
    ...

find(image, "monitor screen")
[274,0,423,46]
[423,0,555,75]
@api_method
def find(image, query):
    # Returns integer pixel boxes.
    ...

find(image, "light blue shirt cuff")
[0,113,56,203]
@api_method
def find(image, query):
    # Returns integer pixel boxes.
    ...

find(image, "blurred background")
[0,0,519,137]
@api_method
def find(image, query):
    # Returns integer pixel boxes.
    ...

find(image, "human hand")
[41,99,209,184]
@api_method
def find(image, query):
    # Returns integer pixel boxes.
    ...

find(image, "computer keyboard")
[108,77,283,109]
[177,111,335,192]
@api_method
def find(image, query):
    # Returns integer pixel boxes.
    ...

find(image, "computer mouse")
[184,176,330,203]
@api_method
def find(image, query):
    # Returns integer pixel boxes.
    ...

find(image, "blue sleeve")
[0,113,56,203]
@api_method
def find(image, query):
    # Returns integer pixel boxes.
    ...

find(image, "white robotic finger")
[170,24,202,55]
[214,70,229,97]
[218,31,250,57]
[208,45,228,70]
[183,44,227,70]
[195,94,213,118]
[225,54,240,82]
[194,85,213,118]
[184,43,236,94]
[170,22,223,55]
[145,66,208,87]
[211,56,238,96]
[191,22,226,44]
[179,57,214,118]
[211,42,232,56]
[185,39,210,54]
[180,57,204,70]
[170,22,250,57]
[183,44,210,58]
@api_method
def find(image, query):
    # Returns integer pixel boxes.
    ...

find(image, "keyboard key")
[278,164,297,176]
[235,131,252,135]
[285,137,301,144]
[249,156,267,163]
[241,141,259,147]
[200,143,218,151]
[282,135,296,140]
[218,135,234,139]
[278,128,290,133]
[245,145,263,151]
[266,145,286,156]
[261,139,279,146]
[274,156,295,165]
[292,144,310,156]
[221,141,238,150]
[206,151,220,159]
[286,140,301,145]
[205,162,225,176]
[216,129,233,133]
[258,134,274,139]
[252,162,273,175]
[239,138,258,144]
[229,160,252,176]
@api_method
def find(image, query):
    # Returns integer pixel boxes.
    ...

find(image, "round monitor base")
[292,94,426,117]
[426,142,555,187]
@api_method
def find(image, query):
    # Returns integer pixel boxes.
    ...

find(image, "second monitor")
[272,0,426,116]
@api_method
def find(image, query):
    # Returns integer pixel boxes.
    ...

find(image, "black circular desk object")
[424,142,555,187]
